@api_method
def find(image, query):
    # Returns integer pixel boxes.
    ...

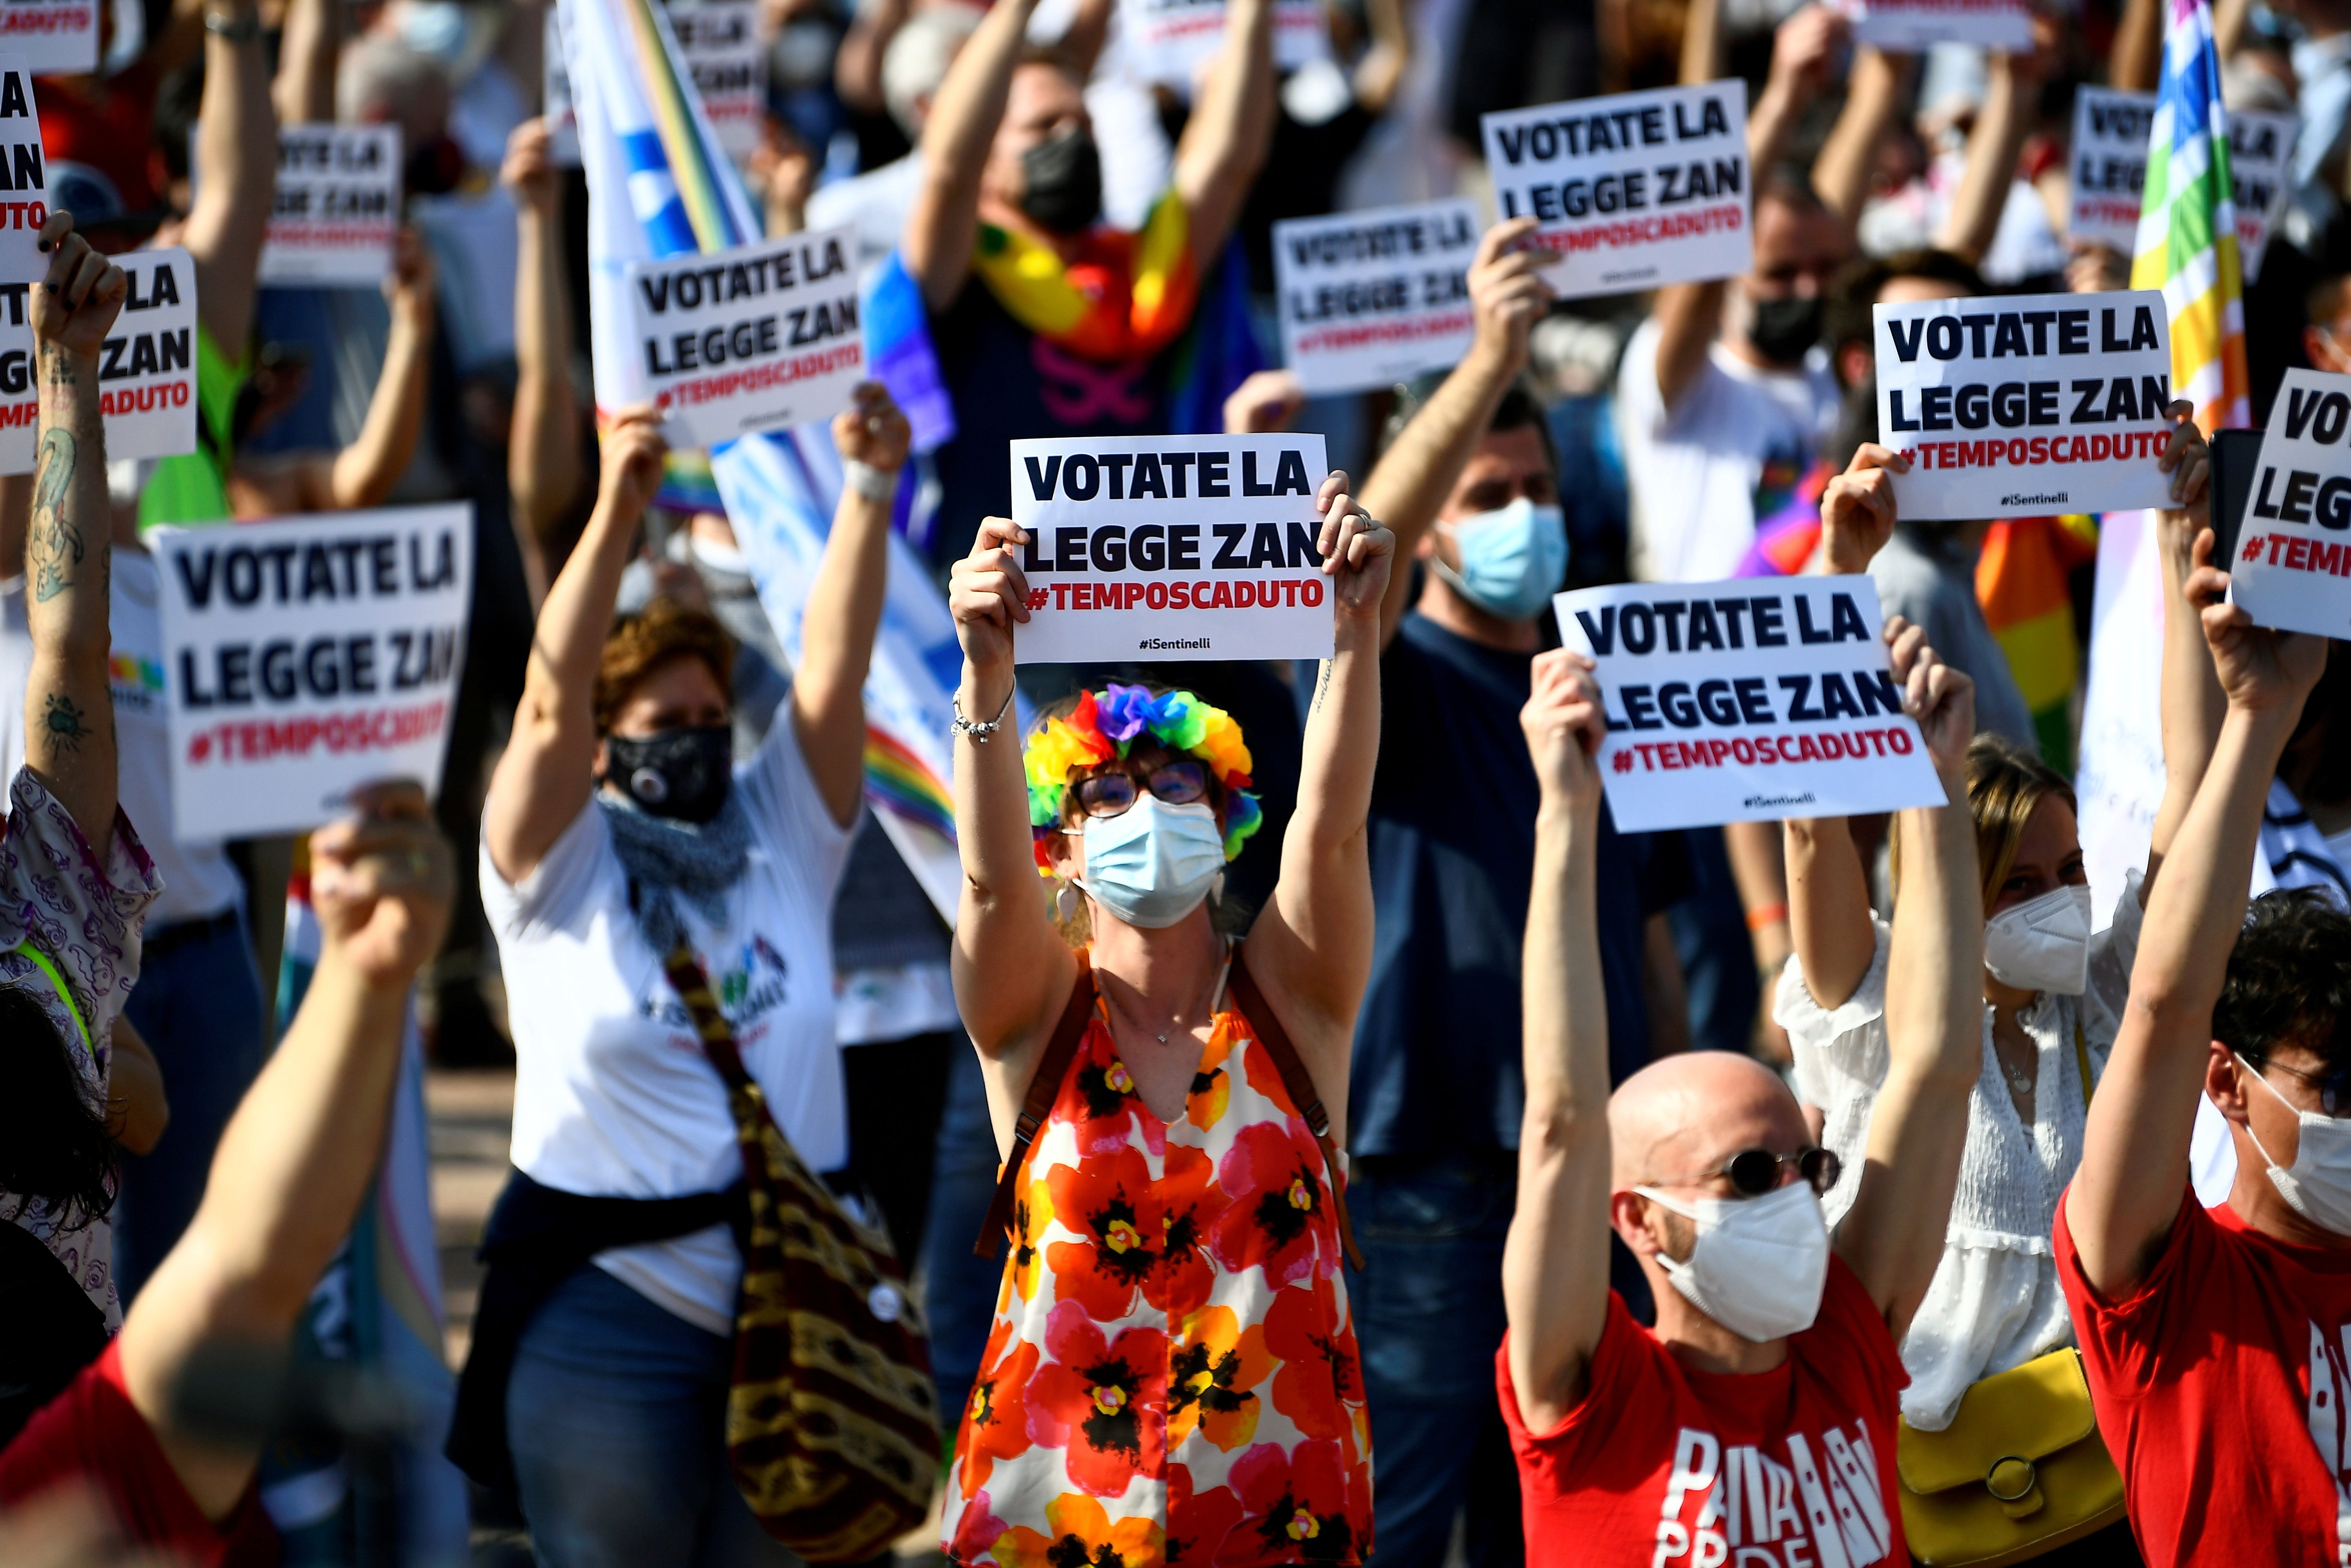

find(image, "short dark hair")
[0,986,114,1233]
[1757,163,1826,217]
[595,599,735,735]
[1824,248,1989,358]
[1380,374,1560,478]
[2218,889,2351,1072]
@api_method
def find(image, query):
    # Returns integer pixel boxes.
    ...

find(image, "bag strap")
[2075,1018,2095,1107]
[973,955,1099,1260]
[660,944,756,1095]
[1226,944,1367,1274]
[15,938,90,1059]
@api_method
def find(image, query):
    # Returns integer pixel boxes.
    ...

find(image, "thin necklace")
[1109,965,1219,1046]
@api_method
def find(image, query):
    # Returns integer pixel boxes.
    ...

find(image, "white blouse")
[1775,872,2146,1430]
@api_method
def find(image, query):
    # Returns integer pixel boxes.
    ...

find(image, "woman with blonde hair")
[941,473,1391,1566]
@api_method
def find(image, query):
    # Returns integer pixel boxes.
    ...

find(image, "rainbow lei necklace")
[1024,684,1262,873]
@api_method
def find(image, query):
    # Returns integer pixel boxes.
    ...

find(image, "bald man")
[1494,612,1986,1568]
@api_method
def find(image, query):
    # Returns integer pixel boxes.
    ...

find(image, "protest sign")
[0,247,198,475]
[1118,0,1331,87]
[1272,199,1481,396]
[2070,87,2153,253]
[623,225,865,450]
[2227,369,2351,639]
[0,1,95,76]
[152,505,474,840]
[1838,0,2031,51]
[1872,289,2175,521]
[256,124,402,287]
[1555,577,1948,831]
[0,59,46,293]
[667,0,766,162]
[2230,110,2297,282]
[1008,434,1334,663]
[1481,83,1750,299]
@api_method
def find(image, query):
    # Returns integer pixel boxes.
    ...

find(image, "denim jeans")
[115,914,268,1302]
[1349,1155,1524,1568]
[506,1266,796,1568]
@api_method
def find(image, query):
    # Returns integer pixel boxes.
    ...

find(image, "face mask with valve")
[2237,1054,2351,1234]
[605,726,733,824]
[1433,497,1569,623]
[1630,1181,1831,1342]
[1983,884,2094,996]
[1074,796,1226,929]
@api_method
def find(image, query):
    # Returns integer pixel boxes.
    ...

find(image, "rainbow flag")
[1977,513,2100,770]
[2130,0,2249,434]
[562,0,966,921]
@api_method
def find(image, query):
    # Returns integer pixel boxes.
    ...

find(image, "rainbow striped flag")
[1977,513,2100,771]
[561,0,965,919]
[2130,0,2249,434]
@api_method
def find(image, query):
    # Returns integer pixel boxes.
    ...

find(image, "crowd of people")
[3,0,2351,1565]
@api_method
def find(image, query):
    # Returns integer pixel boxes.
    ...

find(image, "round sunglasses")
[1071,759,1211,819]
[1670,1146,1842,1198]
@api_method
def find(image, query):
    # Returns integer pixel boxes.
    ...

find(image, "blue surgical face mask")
[1076,796,1225,929]
[398,0,473,65]
[1434,497,1569,623]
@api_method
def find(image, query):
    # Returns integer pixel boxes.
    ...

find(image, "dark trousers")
[920,1044,1004,1432]
[840,1029,960,1260]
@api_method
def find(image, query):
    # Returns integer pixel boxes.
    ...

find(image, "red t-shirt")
[1497,1256,1909,1568]
[2056,1182,2351,1567]
[0,1341,278,1567]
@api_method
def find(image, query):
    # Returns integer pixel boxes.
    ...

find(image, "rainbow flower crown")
[1025,683,1262,874]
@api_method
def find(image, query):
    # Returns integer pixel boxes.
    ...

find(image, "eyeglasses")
[2255,1056,2351,1118]
[1663,1146,1843,1198]
[1071,760,1210,819]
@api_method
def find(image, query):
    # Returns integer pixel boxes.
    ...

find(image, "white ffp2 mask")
[2237,1052,2351,1235]
[1631,1179,1830,1343]
[1983,884,2094,996]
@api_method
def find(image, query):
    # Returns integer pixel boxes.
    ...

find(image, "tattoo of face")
[41,693,88,753]
[28,427,79,604]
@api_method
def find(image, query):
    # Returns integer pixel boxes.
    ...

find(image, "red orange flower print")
[1026,1300,1170,1497]
[1208,1123,1332,1289]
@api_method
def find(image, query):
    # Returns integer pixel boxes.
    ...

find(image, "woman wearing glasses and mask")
[941,476,1391,1564]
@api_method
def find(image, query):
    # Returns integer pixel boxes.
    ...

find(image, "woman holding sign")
[942,479,1391,1562]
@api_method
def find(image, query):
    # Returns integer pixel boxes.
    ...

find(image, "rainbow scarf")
[972,192,1200,364]
[1025,684,1262,871]
[1735,458,1834,577]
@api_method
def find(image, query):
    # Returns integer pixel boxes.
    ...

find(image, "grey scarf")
[599,789,752,957]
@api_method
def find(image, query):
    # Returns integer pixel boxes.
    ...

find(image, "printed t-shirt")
[1498,1257,1909,1568]
[1616,317,1840,585]
[2055,1182,2351,1566]
[0,560,244,926]
[136,326,247,529]
[0,1340,279,1566]
[480,718,857,1336]
[1349,611,1684,1158]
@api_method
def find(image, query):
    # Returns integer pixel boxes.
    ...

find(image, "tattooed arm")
[22,214,128,851]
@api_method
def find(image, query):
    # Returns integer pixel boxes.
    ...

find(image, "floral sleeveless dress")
[945,981,1373,1568]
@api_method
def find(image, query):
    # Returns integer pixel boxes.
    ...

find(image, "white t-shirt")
[481,719,857,1334]
[1615,316,1840,584]
[0,558,243,928]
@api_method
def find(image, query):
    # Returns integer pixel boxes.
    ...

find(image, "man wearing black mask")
[900,0,1277,570]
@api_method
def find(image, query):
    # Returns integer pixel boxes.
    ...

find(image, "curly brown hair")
[593,600,735,735]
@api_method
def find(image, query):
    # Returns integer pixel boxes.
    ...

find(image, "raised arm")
[1171,0,1278,270]
[1747,5,1844,178]
[23,217,128,853]
[1784,442,1910,1006]
[904,0,1041,312]
[1935,39,2038,267]
[272,0,340,124]
[790,384,911,828]
[116,783,453,1524]
[184,0,277,363]
[834,0,912,115]
[1647,0,1730,412]
[2066,564,2327,1300]
[502,118,582,606]
[324,229,435,511]
[482,412,667,884]
[1358,218,1551,648]
[1814,47,1905,230]
[2146,409,2219,897]
[1239,478,1394,1104]
[1832,620,1983,1334]
[1502,648,1616,1431]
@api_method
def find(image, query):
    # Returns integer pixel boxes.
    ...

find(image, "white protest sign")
[0,1,96,76]
[1009,434,1334,664]
[0,58,49,293]
[1556,577,1948,831]
[1839,0,2032,51]
[2228,369,2351,639]
[624,225,865,450]
[1482,83,1750,299]
[2229,110,2297,283]
[2070,87,2153,254]
[1118,0,1331,87]
[256,124,402,287]
[1272,199,1481,397]
[1873,289,2174,522]
[0,247,199,475]
[153,505,474,839]
[668,0,767,163]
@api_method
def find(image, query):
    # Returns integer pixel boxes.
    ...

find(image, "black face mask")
[606,726,733,823]
[1019,127,1103,235]
[1747,293,1824,366]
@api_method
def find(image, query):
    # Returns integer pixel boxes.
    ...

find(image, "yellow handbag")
[1894,1027,2127,1567]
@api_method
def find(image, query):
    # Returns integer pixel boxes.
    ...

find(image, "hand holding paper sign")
[1521,648,1606,814]
[599,406,670,523]
[2190,540,2329,718]
[30,211,128,362]
[1884,616,1976,775]
[1818,443,1909,575]
[309,779,456,991]
[1312,471,1397,622]
[949,516,1032,684]
[1470,217,1554,374]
